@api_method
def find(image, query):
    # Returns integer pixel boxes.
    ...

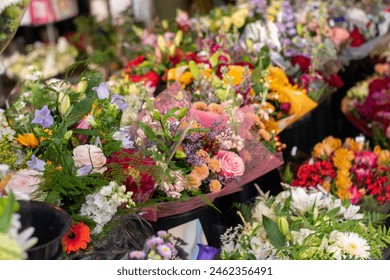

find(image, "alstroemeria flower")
[31,105,54,128]
[26,155,46,172]
[92,82,110,99]
[111,94,128,112]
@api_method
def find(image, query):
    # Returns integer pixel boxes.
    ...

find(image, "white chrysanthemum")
[0,0,23,14]
[80,181,135,234]
[335,232,371,259]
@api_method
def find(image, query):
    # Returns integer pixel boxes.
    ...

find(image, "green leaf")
[262,215,286,248]
[255,45,270,70]
[210,53,219,68]
[189,60,200,80]
[252,83,263,95]
[162,107,180,124]
[137,122,156,141]
[0,192,19,233]
[72,129,100,136]
[251,67,263,84]
[66,99,93,127]
[282,163,294,184]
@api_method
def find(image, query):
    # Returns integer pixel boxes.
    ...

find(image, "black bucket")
[17,200,72,260]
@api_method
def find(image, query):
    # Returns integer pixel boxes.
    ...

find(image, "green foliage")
[263,215,286,248]
[0,192,19,233]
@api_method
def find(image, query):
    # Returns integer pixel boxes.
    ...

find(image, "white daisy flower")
[335,232,371,259]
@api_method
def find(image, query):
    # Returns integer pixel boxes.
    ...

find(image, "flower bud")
[157,35,167,53]
[277,216,289,236]
[63,130,73,140]
[174,30,183,47]
[175,150,186,159]
[58,92,70,116]
[313,207,319,222]
[77,80,88,93]
[152,110,162,121]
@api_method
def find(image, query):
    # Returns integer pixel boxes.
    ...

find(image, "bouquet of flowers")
[220,185,390,260]
[0,0,30,54]
[342,70,390,148]
[285,136,390,209]
[123,230,187,260]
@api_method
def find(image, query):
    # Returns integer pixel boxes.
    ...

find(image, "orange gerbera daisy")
[16,133,39,148]
[62,222,91,254]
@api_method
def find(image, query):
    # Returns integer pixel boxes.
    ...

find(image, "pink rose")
[73,144,107,174]
[6,169,42,200]
[330,27,350,47]
[216,150,245,178]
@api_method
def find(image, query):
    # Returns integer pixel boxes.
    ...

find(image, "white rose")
[73,144,107,173]
[6,169,42,200]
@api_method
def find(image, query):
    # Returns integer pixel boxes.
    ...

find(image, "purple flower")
[196,244,220,260]
[129,250,146,260]
[76,165,93,176]
[287,28,297,36]
[145,237,164,249]
[31,105,54,128]
[111,94,128,112]
[157,230,169,239]
[157,244,173,259]
[26,155,46,172]
[92,82,110,99]
[113,131,134,149]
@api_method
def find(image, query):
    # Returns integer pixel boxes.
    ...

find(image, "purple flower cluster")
[277,1,298,57]
[251,0,267,16]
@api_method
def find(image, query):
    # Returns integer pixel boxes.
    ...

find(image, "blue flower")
[31,105,54,128]
[26,155,46,172]
[76,165,93,176]
[92,82,110,99]
[111,94,128,111]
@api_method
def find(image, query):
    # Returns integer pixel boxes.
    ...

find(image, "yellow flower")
[208,158,221,173]
[209,179,222,193]
[224,66,245,85]
[178,71,194,87]
[232,8,249,28]
[333,148,354,170]
[16,133,39,148]
[266,66,290,86]
[312,136,342,158]
[374,146,390,166]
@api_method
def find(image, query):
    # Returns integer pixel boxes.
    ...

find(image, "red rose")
[124,55,145,71]
[326,74,344,88]
[106,149,156,203]
[349,27,365,47]
[291,55,311,73]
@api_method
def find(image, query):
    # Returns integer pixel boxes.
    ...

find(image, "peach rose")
[216,150,245,178]
[73,144,107,174]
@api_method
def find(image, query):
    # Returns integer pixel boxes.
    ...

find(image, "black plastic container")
[17,200,72,260]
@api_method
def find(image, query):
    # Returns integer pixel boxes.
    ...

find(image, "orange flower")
[312,136,342,159]
[178,71,194,87]
[16,133,39,148]
[208,103,225,114]
[62,221,91,254]
[186,174,201,191]
[192,164,209,180]
[209,179,222,193]
[207,157,221,173]
[374,146,390,166]
[224,65,245,85]
[192,101,208,111]
[344,138,364,152]
[197,149,210,163]
[322,181,331,192]
[333,148,354,170]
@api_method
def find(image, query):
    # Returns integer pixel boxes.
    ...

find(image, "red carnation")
[326,74,344,88]
[349,27,365,47]
[128,70,159,88]
[291,55,312,73]
[124,55,145,71]
[106,149,156,203]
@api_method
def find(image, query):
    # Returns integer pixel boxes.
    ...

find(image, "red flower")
[349,27,365,47]
[368,77,390,94]
[326,74,344,88]
[62,221,91,254]
[291,55,311,73]
[128,71,160,88]
[106,149,156,203]
[124,55,145,71]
